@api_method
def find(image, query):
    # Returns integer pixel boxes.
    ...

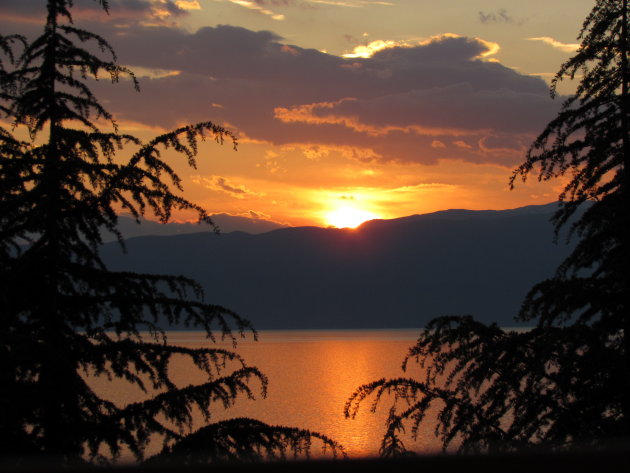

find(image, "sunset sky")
[1,0,594,227]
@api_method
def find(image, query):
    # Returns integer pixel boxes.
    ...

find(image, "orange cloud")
[175,0,201,10]
[274,98,357,126]
[274,99,489,137]
[280,143,381,163]
[453,140,473,149]
[528,37,579,53]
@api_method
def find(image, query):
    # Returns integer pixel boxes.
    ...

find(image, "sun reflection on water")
[86,329,441,459]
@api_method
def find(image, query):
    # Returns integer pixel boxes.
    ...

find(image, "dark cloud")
[214,177,249,195]
[0,0,147,16]
[246,210,268,219]
[101,25,545,98]
[87,0,191,18]
[160,0,192,17]
[3,8,557,166]
[478,8,524,25]
[192,175,261,198]
[0,0,53,17]
[306,83,555,134]
[0,0,188,25]
[98,0,157,13]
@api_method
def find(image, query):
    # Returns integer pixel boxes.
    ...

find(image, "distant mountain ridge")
[102,202,575,329]
[101,213,288,241]
[363,202,564,227]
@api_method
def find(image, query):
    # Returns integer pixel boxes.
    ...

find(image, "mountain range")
[102,213,287,241]
[101,203,576,329]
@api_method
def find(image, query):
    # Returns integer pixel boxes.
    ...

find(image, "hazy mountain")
[101,213,287,241]
[102,203,576,329]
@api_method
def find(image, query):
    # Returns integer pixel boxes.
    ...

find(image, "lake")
[87,329,444,460]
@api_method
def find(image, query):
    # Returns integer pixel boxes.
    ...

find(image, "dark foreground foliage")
[347,0,630,455]
[0,0,342,464]
[3,448,630,473]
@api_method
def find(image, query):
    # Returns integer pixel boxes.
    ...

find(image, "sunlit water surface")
[88,329,444,459]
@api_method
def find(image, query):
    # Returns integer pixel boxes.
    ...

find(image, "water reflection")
[87,329,442,458]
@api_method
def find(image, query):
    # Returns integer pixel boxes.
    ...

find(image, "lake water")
[87,329,444,460]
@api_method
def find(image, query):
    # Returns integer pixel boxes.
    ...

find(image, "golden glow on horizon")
[325,206,379,228]
[1,0,589,233]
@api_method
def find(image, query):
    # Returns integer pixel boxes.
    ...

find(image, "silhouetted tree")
[346,0,630,454]
[0,0,341,464]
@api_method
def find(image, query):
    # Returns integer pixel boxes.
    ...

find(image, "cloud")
[479,9,523,25]
[0,0,192,25]
[300,144,332,160]
[152,0,193,18]
[453,140,472,149]
[310,0,393,6]
[80,24,558,166]
[227,0,286,20]
[245,210,272,219]
[528,37,579,53]
[275,83,555,136]
[341,33,500,61]
[192,175,264,199]
[175,0,201,10]
[343,39,409,58]
[77,0,194,20]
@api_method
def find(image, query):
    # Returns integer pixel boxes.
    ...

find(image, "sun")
[325,206,379,229]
